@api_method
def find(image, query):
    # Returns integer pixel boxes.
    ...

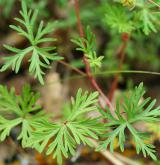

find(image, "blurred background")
[0,0,160,164]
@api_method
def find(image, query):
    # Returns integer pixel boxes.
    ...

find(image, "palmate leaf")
[30,119,102,165]
[0,84,49,146]
[98,83,160,160]
[0,1,63,84]
[134,0,160,35]
[103,4,135,33]
[28,89,104,165]
[103,0,160,35]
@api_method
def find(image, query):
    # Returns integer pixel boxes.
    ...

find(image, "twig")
[58,60,85,76]
[108,33,129,101]
[73,0,114,113]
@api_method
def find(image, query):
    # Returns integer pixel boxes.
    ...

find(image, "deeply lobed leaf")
[98,83,160,160]
[0,1,63,84]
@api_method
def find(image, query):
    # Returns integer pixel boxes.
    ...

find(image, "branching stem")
[73,0,114,113]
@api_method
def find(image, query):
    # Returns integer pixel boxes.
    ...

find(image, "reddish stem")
[58,60,85,76]
[73,0,114,112]
[108,33,129,101]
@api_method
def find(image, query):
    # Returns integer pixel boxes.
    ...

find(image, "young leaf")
[71,26,104,69]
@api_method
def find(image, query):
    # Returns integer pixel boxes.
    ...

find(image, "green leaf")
[1,1,63,84]
[98,82,160,160]
[0,117,22,141]
[28,89,103,165]
[0,84,49,146]
[139,8,158,35]
[71,26,104,69]
[104,4,135,33]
